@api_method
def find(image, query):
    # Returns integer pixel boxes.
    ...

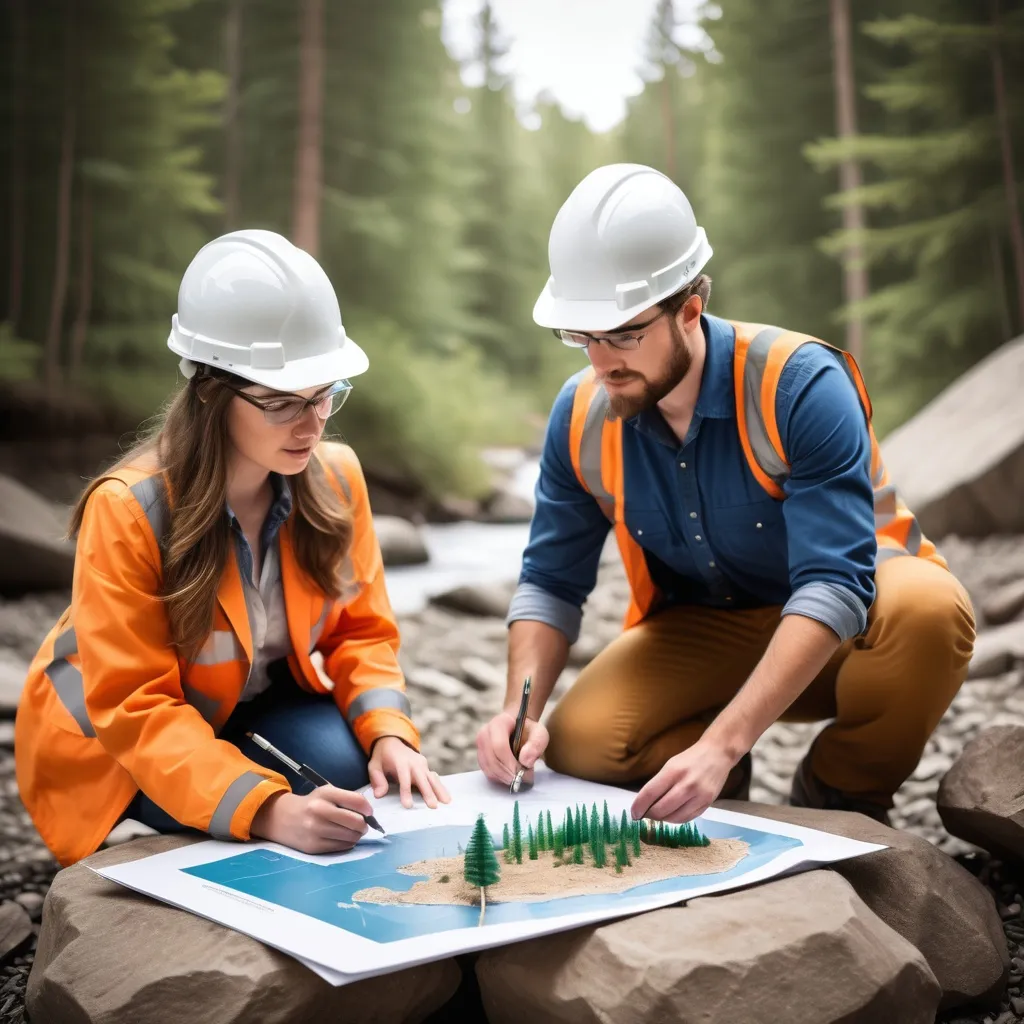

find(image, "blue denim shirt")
[507,313,877,645]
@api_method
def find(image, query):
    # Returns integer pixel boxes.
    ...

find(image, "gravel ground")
[0,534,1022,1022]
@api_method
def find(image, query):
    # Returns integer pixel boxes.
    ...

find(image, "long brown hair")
[68,369,354,662]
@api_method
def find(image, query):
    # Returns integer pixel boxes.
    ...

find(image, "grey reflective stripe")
[309,600,332,651]
[53,624,77,660]
[208,770,266,840]
[346,688,412,723]
[874,484,898,527]
[45,656,95,738]
[873,462,885,486]
[743,328,790,487]
[194,630,243,666]
[579,385,615,521]
[904,515,922,555]
[877,545,910,564]
[182,683,220,725]
[130,475,170,549]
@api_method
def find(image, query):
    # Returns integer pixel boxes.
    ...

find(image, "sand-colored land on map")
[353,838,750,907]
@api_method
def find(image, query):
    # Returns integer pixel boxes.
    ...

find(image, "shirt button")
[709,561,715,568]
[725,596,733,602]
[695,535,701,542]
[637,529,643,536]
[689,512,697,519]
[679,462,686,469]
[756,522,763,529]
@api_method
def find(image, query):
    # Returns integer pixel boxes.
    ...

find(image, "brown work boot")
[721,752,752,801]
[789,751,891,826]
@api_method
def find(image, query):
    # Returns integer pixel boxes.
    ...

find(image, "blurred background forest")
[1,0,1022,501]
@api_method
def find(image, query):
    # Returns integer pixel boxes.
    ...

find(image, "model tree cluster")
[497,800,709,873]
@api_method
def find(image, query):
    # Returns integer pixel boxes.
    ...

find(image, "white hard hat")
[533,163,713,332]
[168,229,368,391]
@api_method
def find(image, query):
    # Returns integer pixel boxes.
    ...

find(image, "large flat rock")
[937,725,1024,863]
[716,799,1009,1011]
[476,870,940,1024]
[374,514,429,567]
[880,333,1024,538]
[0,473,75,594]
[27,834,460,1024]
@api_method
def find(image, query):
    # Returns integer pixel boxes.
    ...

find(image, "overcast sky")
[441,0,713,133]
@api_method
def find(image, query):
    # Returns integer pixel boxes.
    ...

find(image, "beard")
[604,319,693,420]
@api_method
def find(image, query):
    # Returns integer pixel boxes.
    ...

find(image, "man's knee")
[545,700,627,782]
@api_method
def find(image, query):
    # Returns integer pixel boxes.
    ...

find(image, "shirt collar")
[224,472,294,529]
[630,313,735,441]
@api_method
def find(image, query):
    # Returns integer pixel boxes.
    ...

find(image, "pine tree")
[619,810,629,847]
[545,810,555,849]
[615,835,630,873]
[528,822,538,860]
[512,801,523,864]
[590,805,600,847]
[579,806,589,844]
[502,822,511,862]
[553,827,564,859]
[536,817,547,853]
[632,822,642,858]
[602,801,612,843]
[573,841,584,865]
[590,824,606,869]
[565,807,575,847]
[463,814,501,926]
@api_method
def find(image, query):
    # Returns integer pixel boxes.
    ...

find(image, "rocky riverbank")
[0,532,1023,1022]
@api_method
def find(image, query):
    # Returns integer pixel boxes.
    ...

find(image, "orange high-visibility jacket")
[15,441,419,867]
[569,321,947,630]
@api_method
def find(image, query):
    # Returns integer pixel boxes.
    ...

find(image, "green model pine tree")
[502,822,512,863]
[565,807,575,847]
[545,810,555,849]
[573,840,584,864]
[512,801,523,864]
[618,810,629,846]
[528,822,538,860]
[590,822,606,868]
[552,825,564,859]
[590,805,600,851]
[579,805,589,843]
[463,814,501,926]
[614,834,630,873]
[602,801,612,843]
[631,821,641,857]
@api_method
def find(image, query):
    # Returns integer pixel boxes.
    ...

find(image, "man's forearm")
[703,614,842,762]
[504,619,570,718]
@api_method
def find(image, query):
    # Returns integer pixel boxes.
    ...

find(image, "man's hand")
[368,736,451,809]
[476,709,550,786]
[630,740,737,824]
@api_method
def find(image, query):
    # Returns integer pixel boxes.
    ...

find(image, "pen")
[509,675,532,795]
[246,731,387,836]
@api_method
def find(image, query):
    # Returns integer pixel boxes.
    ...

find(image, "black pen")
[246,731,387,836]
[509,675,532,794]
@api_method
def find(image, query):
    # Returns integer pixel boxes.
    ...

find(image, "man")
[476,163,975,826]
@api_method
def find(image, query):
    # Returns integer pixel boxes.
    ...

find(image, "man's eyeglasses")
[553,309,668,351]
[215,378,353,425]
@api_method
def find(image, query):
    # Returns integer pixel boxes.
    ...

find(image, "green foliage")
[573,842,584,865]
[615,835,630,872]
[545,811,555,849]
[463,814,501,889]
[511,801,524,864]
[536,817,547,853]
[631,821,642,858]
[528,822,538,860]
[580,806,590,844]
[502,823,511,864]
[552,825,564,860]
[565,807,575,848]
[439,874,450,883]
[602,801,613,844]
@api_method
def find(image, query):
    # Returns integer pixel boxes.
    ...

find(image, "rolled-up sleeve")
[506,373,611,644]
[776,346,876,641]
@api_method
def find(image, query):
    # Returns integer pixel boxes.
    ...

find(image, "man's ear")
[681,293,703,327]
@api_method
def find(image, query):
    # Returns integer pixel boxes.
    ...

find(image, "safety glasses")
[553,309,668,351]
[216,378,353,425]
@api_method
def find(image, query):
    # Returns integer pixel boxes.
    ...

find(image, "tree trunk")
[292,0,324,255]
[478,886,486,927]
[990,0,1024,331]
[223,0,244,229]
[829,0,869,365]
[69,181,93,378]
[661,75,676,179]
[44,0,78,396]
[8,0,28,331]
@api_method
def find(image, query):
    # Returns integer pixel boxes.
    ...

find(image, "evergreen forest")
[2,0,1022,497]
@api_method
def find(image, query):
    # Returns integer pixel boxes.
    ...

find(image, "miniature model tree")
[602,801,613,843]
[463,814,501,927]
[545,810,555,849]
[552,825,564,859]
[565,807,576,847]
[579,805,589,843]
[511,801,523,864]
[590,806,600,850]
[528,822,538,860]
[573,839,584,864]
[631,820,641,857]
[619,810,629,847]
[590,826,606,868]
[502,823,512,863]
[614,834,630,873]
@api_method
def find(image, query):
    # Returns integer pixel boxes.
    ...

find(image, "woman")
[15,229,449,868]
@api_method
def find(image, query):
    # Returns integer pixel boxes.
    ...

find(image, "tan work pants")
[545,556,975,807]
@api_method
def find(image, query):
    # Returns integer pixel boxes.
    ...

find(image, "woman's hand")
[250,786,372,854]
[368,736,451,809]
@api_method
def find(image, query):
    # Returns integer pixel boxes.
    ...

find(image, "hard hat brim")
[169,332,370,392]
[533,285,670,333]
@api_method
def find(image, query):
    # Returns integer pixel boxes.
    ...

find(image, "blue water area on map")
[183,819,802,943]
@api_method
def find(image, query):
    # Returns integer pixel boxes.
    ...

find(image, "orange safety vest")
[568,321,947,631]
[14,441,418,867]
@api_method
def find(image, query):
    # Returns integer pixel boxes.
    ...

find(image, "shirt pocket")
[623,506,679,552]
[706,498,788,578]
